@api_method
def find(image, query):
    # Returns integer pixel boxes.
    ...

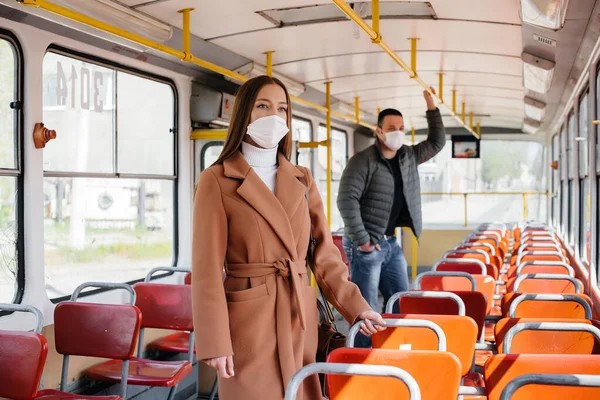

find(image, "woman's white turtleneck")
[241,141,278,193]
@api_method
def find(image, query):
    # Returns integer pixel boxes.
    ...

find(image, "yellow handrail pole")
[411,127,415,144]
[265,51,274,76]
[355,96,360,124]
[463,194,468,227]
[325,81,332,226]
[438,73,444,103]
[462,102,466,124]
[523,194,528,220]
[178,8,194,61]
[476,122,481,137]
[469,112,473,130]
[190,129,228,140]
[377,107,381,116]
[19,0,378,132]
[410,38,419,76]
[452,90,457,114]
[371,0,380,40]
[412,233,418,281]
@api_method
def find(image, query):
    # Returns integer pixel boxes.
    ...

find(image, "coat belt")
[226,259,308,392]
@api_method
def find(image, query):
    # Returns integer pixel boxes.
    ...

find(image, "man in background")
[337,88,446,347]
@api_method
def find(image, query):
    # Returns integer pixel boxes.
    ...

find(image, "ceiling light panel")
[521,0,570,31]
[522,52,555,93]
[524,96,547,121]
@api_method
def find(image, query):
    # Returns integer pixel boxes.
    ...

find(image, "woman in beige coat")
[191,75,386,400]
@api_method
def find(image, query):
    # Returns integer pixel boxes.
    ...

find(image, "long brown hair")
[214,75,293,165]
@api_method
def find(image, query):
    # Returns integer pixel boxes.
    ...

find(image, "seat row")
[287,222,600,399]
[0,267,206,400]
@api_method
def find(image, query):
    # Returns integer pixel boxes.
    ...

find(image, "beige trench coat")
[191,151,370,400]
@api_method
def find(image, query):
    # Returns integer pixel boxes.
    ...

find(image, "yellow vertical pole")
[411,127,415,144]
[178,8,194,61]
[325,81,332,227]
[372,0,380,37]
[462,102,466,123]
[469,112,473,130]
[452,90,457,114]
[476,122,481,137]
[438,73,444,103]
[377,107,381,116]
[410,38,418,74]
[412,234,418,281]
[265,51,274,76]
[523,194,528,220]
[463,193,468,227]
[355,96,360,124]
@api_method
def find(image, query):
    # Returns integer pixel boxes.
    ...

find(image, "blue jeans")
[343,234,409,348]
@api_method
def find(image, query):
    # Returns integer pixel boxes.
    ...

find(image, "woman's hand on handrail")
[357,310,387,336]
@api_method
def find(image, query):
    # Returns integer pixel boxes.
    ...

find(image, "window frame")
[578,89,590,261]
[43,45,179,303]
[0,29,25,310]
[291,115,314,171]
[200,141,224,171]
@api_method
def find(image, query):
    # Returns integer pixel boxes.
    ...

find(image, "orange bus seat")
[483,354,600,400]
[501,293,593,319]
[494,319,600,355]
[507,274,582,294]
[416,271,477,292]
[373,314,478,379]
[327,348,462,400]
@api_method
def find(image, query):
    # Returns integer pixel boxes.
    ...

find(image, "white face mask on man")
[246,115,289,149]
[383,130,405,151]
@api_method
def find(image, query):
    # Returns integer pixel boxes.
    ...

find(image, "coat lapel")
[275,154,306,222]
[224,151,301,259]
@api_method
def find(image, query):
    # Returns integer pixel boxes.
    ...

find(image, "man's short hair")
[377,108,403,128]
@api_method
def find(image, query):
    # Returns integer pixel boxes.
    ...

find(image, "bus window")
[419,140,545,227]
[551,134,559,230]
[317,125,347,232]
[567,112,576,246]
[201,142,224,171]
[578,91,590,262]
[42,51,176,300]
[292,116,313,169]
[0,35,22,304]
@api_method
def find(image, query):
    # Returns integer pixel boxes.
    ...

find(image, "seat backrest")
[494,318,600,354]
[435,261,486,276]
[501,293,593,319]
[376,314,477,377]
[473,274,496,314]
[507,264,573,280]
[446,251,490,266]
[507,274,582,294]
[399,291,487,338]
[484,354,600,400]
[0,331,48,400]
[184,272,192,285]
[417,274,476,292]
[133,283,193,331]
[327,348,461,400]
[54,302,141,359]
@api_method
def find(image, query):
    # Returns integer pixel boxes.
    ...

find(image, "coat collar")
[223,151,305,259]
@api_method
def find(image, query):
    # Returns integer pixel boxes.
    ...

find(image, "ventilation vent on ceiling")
[533,33,557,47]
[258,2,437,27]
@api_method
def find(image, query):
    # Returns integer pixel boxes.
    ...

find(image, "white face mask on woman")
[383,130,405,151]
[246,115,289,149]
